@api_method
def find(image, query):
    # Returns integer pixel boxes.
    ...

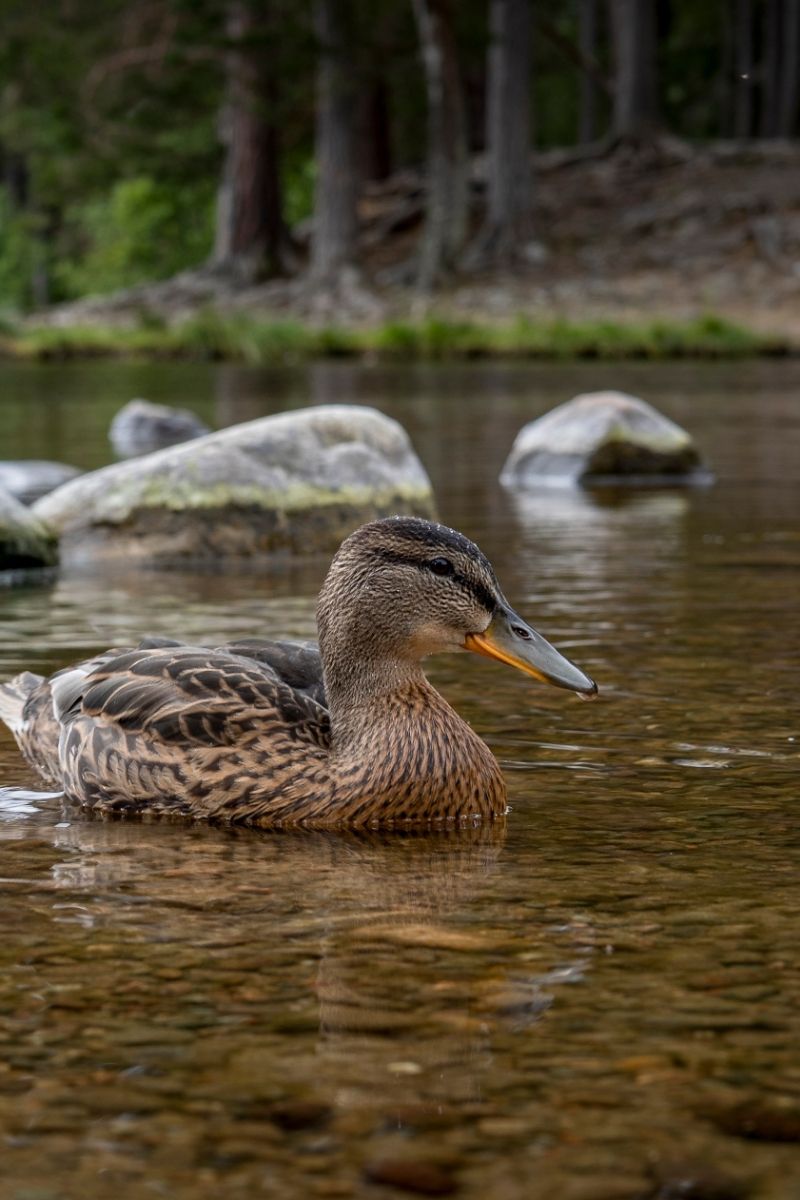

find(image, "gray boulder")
[0,460,81,505]
[110,398,211,458]
[0,486,57,570]
[35,405,436,566]
[500,390,711,488]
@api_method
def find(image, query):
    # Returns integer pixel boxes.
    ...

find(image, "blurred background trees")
[0,0,798,310]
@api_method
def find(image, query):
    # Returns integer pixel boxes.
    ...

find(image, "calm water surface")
[0,360,799,1199]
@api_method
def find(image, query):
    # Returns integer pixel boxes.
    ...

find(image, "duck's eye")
[428,557,454,577]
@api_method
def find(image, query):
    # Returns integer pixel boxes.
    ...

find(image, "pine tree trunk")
[733,0,754,137]
[213,1,289,281]
[310,0,360,285]
[760,0,781,137]
[609,0,659,143]
[469,0,533,265]
[362,79,392,183]
[778,0,800,136]
[578,0,598,144]
[1,146,48,307]
[412,0,469,289]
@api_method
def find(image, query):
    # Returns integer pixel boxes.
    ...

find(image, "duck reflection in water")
[41,817,594,1125]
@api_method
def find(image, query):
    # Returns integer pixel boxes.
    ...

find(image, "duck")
[0,517,597,829]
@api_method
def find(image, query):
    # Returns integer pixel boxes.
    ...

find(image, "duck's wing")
[60,645,330,747]
[56,645,332,819]
[135,636,326,705]
[3,641,330,798]
[215,638,325,706]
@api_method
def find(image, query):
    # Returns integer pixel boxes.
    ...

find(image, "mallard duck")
[0,517,596,828]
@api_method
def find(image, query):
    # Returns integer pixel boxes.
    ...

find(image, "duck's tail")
[0,672,44,736]
[0,671,65,785]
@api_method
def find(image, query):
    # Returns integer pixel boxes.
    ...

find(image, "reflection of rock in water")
[41,571,319,650]
[506,485,691,585]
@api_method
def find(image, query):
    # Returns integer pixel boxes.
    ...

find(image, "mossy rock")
[500,390,713,488]
[0,486,58,570]
[35,405,436,566]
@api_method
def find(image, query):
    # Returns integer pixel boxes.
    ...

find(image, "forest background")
[1,0,799,355]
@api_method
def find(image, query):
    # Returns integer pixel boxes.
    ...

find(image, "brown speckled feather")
[54,646,335,823]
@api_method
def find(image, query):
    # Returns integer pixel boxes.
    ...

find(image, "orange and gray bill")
[464,604,597,697]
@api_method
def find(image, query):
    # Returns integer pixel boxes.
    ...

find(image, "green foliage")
[0,193,43,313]
[176,313,314,363]
[55,177,213,299]
[282,155,316,226]
[3,311,785,364]
[372,318,493,358]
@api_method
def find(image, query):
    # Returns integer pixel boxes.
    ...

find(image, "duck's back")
[4,642,332,822]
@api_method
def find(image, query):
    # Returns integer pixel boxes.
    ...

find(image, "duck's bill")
[464,606,598,698]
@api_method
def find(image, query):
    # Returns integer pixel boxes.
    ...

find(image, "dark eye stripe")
[452,572,497,614]
[370,548,496,614]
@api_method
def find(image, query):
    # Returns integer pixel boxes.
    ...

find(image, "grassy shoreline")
[0,312,791,363]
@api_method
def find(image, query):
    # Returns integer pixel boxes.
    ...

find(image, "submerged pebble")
[364,1155,459,1195]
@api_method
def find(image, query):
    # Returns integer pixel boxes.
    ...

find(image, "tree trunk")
[778,0,800,136]
[733,0,754,137]
[578,0,599,144]
[411,0,469,289]
[361,79,392,183]
[2,147,29,210]
[760,0,782,137]
[609,0,659,143]
[469,0,533,265]
[310,0,360,285]
[213,1,289,281]
[1,145,49,307]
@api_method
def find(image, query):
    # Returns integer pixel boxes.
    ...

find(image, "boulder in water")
[0,460,81,505]
[35,405,436,567]
[500,391,711,488]
[110,398,211,458]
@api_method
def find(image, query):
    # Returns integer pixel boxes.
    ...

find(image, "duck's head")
[317,517,597,698]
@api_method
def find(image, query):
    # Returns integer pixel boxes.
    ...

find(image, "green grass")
[1,311,789,363]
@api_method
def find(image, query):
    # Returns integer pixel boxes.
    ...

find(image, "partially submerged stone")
[0,486,57,571]
[110,398,211,458]
[0,460,81,505]
[500,390,711,488]
[35,405,436,566]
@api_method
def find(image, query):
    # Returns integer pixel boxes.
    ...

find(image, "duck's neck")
[322,651,507,824]
[324,652,432,749]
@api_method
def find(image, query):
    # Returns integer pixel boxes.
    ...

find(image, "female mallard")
[0,517,596,828]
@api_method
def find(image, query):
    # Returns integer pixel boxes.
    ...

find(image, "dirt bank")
[28,140,800,340]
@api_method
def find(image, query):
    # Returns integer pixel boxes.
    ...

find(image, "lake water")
[0,359,799,1199]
